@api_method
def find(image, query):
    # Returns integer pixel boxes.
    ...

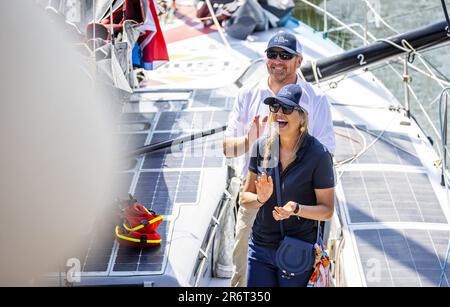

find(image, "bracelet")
[256,197,264,205]
[293,202,303,215]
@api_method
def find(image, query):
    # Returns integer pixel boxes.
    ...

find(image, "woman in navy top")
[240,84,335,287]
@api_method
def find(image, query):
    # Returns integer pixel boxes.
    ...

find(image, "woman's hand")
[272,201,297,221]
[255,172,273,204]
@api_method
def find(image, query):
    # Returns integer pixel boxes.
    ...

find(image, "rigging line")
[205,0,232,50]
[335,113,398,183]
[385,61,444,145]
[419,55,450,83]
[382,4,443,22]
[401,39,447,89]
[327,60,444,159]
[441,0,450,36]
[362,0,399,34]
[375,38,448,89]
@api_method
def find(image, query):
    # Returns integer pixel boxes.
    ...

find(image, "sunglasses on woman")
[269,102,301,115]
[266,50,295,61]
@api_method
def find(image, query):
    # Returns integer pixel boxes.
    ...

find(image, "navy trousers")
[247,240,314,287]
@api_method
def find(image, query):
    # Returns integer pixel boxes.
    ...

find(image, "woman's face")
[272,107,305,137]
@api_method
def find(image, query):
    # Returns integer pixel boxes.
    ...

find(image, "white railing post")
[403,56,411,120]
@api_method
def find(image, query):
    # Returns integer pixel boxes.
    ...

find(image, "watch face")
[293,203,299,214]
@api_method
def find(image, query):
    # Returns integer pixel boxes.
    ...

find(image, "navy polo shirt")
[248,134,334,249]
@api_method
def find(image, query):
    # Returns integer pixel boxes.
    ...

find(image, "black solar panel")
[112,221,171,273]
[354,229,450,287]
[75,87,233,277]
[133,171,200,215]
[341,171,447,224]
[334,121,422,166]
[142,133,224,170]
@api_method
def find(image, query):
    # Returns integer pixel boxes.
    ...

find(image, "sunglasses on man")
[269,102,302,115]
[266,50,296,61]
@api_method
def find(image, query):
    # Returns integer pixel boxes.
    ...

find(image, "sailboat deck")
[331,98,450,286]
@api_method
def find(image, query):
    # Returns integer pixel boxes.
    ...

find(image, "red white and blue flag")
[138,0,169,70]
[89,0,169,70]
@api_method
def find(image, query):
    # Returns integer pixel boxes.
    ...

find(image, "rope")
[311,59,322,87]
[362,0,399,34]
[378,38,448,89]
[205,0,232,50]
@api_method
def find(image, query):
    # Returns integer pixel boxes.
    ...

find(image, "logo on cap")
[280,88,291,96]
[274,36,288,44]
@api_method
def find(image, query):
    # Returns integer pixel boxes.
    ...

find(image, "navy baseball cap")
[263,84,308,114]
[265,31,303,55]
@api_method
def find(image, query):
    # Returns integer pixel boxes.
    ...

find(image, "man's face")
[266,47,302,83]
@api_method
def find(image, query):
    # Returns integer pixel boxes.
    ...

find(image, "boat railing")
[439,88,450,184]
[438,87,450,287]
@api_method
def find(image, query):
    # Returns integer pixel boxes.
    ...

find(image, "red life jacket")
[115,225,161,248]
[122,202,163,233]
[114,195,163,248]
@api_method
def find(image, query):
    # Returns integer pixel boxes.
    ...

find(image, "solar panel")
[81,224,115,273]
[334,121,422,166]
[341,171,447,224]
[78,173,134,274]
[112,221,171,273]
[142,133,225,170]
[155,110,229,131]
[354,229,450,287]
[191,89,234,109]
[133,171,200,215]
[73,87,233,278]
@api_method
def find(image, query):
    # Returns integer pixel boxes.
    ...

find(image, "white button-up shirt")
[224,75,335,177]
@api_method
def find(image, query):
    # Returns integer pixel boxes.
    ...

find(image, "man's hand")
[272,201,297,221]
[255,172,273,204]
[247,115,268,147]
[223,115,268,158]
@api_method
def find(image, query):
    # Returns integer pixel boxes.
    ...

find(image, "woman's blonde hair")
[262,110,308,170]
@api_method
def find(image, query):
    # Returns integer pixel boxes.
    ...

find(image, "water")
[293,0,450,152]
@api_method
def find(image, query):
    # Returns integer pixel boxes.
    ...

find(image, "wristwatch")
[293,202,301,215]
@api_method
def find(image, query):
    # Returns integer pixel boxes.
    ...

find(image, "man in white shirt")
[223,31,335,287]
